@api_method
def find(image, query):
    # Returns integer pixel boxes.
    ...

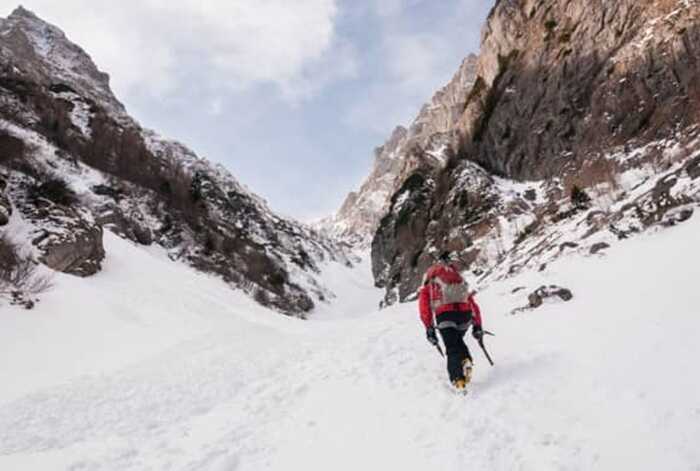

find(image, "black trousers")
[437,311,473,382]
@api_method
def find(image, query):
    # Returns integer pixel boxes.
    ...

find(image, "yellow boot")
[462,358,473,384]
[452,378,467,391]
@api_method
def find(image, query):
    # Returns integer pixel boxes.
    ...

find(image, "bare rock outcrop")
[372,160,505,303]
[687,155,700,179]
[459,0,700,180]
[510,285,574,314]
[37,223,105,277]
[0,173,11,226]
[7,174,105,276]
[527,285,573,309]
[94,205,153,246]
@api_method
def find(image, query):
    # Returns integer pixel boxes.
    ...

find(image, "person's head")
[438,250,453,264]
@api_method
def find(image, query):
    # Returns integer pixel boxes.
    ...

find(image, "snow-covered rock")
[8,171,105,277]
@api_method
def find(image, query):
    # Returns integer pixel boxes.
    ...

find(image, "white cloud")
[2,0,345,101]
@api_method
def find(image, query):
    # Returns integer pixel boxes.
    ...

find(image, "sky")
[2,0,495,220]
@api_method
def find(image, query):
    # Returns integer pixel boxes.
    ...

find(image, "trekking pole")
[478,330,495,366]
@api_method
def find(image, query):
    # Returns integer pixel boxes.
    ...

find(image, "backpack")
[428,266,470,311]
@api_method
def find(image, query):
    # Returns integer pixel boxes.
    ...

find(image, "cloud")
[2,0,346,102]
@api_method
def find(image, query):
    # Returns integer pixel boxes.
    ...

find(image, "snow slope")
[1,217,699,470]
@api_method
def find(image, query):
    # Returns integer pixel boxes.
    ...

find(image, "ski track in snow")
[1,220,700,470]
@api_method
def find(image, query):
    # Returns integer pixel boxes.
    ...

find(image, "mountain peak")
[1,5,125,115]
[7,5,52,28]
[323,49,480,244]
[10,5,40,20]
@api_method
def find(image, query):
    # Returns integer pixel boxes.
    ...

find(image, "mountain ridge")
[0,6,353,316]
[320,53,479,244]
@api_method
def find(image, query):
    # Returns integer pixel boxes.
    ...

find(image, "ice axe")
[434,343,445,358]
[478,330,495,366]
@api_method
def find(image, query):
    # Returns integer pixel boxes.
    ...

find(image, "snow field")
[1,216,699,470]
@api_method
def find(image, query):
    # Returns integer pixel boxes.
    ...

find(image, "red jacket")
[418,264,482,329]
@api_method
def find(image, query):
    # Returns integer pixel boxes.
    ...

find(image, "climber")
[418,251,483,391]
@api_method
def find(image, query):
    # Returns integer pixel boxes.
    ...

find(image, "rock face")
[7,176,106,276]
[37,222,104,277]
[0,7,124,114]
[0,172,11,226]
[458,0,700,180]
[321,55,479,244]
[0,7,351,315]
[367,0,700,305]
[687,155,700,179]
[371,161,507,303]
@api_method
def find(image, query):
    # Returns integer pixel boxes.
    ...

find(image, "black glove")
[426,326,439,346]
[472,325,484,341]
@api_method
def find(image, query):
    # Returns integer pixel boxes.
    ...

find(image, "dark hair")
[438,251,452,263]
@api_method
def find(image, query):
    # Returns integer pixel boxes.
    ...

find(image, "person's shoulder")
[425,263,444,276]
[420,265,435,284]
[426,263,461,280]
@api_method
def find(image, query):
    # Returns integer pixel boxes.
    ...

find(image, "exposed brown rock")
[0,133,25,165]
[0,173,10,226]
[458,0,700,181]
[528,285,574,309]
[38,224,105,276]
[371,160,503,304]
[95,206,153,246]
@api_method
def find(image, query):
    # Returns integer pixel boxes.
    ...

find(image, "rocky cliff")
[321,54,479,244]
[458,0,700,179]
[370,0,700,305]
[0,7,351,315]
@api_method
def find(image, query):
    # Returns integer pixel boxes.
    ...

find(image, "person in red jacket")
[418,251,484,390]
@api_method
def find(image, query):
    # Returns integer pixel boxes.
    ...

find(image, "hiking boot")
[462,358,473,384]
[452,378,467,390]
